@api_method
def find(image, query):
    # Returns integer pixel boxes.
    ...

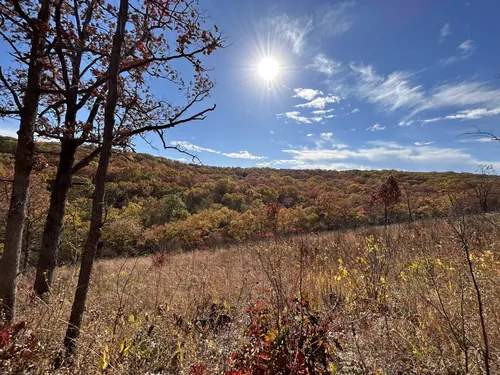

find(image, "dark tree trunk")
[406,191,413,223]
[34,0,101,295]
[0,0,51,321]
[64,0,128,355]
[34,140,78,296]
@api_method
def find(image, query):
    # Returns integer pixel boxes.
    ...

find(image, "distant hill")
[0,135,496,260]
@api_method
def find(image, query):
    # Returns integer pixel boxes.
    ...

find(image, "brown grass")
[7,216,500,374]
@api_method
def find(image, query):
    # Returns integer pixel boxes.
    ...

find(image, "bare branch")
[128,103,216,136]
[71,147,102,174]
[0,67,22,110]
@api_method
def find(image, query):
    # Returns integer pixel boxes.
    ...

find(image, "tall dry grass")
[3,215,500,374]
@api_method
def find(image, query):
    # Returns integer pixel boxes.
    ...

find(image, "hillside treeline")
[0,136,498,263]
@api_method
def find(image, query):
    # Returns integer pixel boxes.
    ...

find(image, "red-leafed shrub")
[0,321,38,373]
[227,296,337,375]
[151,252,169,268]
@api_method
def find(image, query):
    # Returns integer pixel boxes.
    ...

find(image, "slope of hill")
[0,136,497,261]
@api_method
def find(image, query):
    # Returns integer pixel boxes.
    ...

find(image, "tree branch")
[0,67,22,110]
[71,147,101,174]
[128,103,215,136]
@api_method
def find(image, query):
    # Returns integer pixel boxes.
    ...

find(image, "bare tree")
[467,165,498,214]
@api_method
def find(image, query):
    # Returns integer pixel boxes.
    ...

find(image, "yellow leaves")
[264,328,278,344]
[177,341,184,363]
[400,271,408,281]
[128,314,135,323]
[119,339,131,357]
[100,344,109,370]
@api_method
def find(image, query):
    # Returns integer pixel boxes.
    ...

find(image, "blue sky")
[2,0,500,172]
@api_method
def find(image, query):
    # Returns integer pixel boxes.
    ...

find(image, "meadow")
[4,215,499,374]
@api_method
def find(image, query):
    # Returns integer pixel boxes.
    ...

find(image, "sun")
[258,58,279,81]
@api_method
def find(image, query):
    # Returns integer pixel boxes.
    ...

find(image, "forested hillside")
[0,136,497,263]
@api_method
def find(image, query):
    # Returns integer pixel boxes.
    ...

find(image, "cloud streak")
[439,39,476,66]
[171,141,266,160]
[271,14,313,55]
[439,23,452,43]
[318,1,356,38]
[261,141,499,171]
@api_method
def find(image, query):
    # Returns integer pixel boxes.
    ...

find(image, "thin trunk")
[34,140,78,295]
[34,0,100,295]
[64,0,128,355]
[406,191,413,223]
[0,0,51,321]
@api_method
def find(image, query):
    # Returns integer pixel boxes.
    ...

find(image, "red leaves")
[151,252,169,268]
[228,297,335,375]
[0,331,10,346]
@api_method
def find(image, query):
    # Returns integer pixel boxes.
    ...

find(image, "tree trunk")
[34,0,101,295]
[406,191,413,223]
[0,0,51,321]
[34,140,78,296]
[64,0,128,355]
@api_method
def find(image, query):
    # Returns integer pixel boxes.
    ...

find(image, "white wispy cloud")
[263,141,499,171]
[278,111,314,124]
[445,107,500,120]
[348,62,500,119]
[271,14,313,55]
[293,88,324,101]
[459,137,495,143]
[459,39,475,54]
[307,54,342,76]
[295,95,341,109]
[439,23,452,43]
[277,110,334,124]
[222,151,267,160]
[439,39,476,66]
[413,81,500,115]
[318,1,356,37]
[311,109,335,115]
[172,141,266,161]
[351,108,360,114]
[172,141,220,154]
[350,63,425,112]
[367,123,386,131]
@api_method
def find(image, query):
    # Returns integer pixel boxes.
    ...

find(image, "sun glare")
[258,58,279,81]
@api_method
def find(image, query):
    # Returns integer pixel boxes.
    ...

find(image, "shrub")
[0,321,38,373]
[151,252,169,268]
[228,296,337,375]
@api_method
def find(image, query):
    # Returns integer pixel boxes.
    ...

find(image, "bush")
[0,321,38,373]
[228,296,337,375]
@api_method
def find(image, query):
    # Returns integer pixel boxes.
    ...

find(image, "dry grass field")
[4,216,500,374]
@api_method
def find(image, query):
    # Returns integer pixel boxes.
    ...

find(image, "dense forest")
[1,135,497,264]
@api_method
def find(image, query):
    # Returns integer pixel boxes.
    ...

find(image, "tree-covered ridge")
[1,135,497,261]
